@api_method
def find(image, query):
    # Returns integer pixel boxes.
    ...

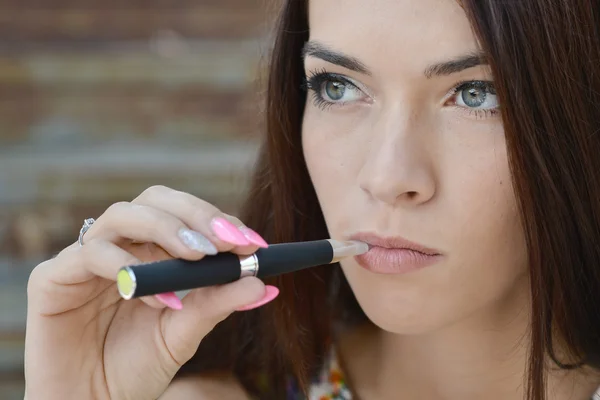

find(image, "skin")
[302,0,599,399]
[23,0,600,399]
[24,186,271,400]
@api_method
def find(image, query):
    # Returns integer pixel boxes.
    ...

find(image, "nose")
[357,109,436,207]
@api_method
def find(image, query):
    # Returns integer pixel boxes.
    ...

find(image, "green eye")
[303,70,367,111]
[455,81,498,109]
[462,86,486,107]
[324,80,347,101]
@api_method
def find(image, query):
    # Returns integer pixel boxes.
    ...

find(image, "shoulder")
[159,373,251,400]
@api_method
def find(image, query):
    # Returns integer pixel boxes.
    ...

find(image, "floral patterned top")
[285,350,600,400]
[286,349,351,400]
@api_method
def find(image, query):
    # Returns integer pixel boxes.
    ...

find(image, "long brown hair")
[178,1,600,399]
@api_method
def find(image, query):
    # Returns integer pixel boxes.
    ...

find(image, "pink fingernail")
[236,285,279,311]
[155,292,183,310]
[210,217,250,246]
[239,227,269,248]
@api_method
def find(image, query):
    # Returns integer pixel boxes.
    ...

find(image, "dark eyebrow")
[303,41,488,79]
[424,52,488,78]
[302,41,371,75]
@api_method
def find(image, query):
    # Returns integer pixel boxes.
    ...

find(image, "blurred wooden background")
[0,1,272,398]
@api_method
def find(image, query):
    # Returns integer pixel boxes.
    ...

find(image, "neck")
[339,280,599,400]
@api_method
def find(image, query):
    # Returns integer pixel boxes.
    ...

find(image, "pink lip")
[349,232,442,274]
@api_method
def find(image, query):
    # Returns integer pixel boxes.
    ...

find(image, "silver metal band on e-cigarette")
[239,253,259,278]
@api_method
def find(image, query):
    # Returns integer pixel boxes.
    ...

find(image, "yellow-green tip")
[117,267,136,300]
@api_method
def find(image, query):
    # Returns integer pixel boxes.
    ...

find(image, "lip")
[349,232,442,274]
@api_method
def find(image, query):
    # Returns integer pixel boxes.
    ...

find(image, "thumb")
[159,277,275,365]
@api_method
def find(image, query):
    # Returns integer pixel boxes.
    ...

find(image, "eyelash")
[302,70,500,119]
[302,68,355,111]
[447,80,500,119]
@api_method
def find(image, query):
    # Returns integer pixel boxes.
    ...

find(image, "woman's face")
[302,0,529,334]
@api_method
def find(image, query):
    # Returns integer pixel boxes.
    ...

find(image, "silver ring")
[78,218,96,247]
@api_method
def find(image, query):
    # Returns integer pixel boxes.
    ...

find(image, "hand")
[24,185,278,400]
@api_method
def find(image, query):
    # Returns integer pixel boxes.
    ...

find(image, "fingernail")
[239,226,269,248]
[178,228,218,255]
[210,217,250,246]
[155,292,183,310]
[236,285,279,311]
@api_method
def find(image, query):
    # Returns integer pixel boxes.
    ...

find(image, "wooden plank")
[0,84,264,144]
[0,300,26,397]
[0,333,25,399]
[0,0,265,9]
[0,6,269,42]
[0,41,265,85]
[0,116,262,147]
[0,142,260,174]
[0,85,261,117]
[0,379,24,400]
[0,143,260,203]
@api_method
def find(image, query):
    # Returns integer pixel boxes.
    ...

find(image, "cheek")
[302,107,363,228]
[432,160,528,332]
[444,144,528,302]
[446,131,527,277]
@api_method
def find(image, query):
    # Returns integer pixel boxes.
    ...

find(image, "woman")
[24,0,600,399]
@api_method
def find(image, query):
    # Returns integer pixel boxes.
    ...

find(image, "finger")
[29,239,167,314]
[222,214,269,250]
[158,277,271,365]
[132,185,268,254]
[53,241,79,258]
[83,201,213,261]
[132,185,253,252]
[126,241,172,263]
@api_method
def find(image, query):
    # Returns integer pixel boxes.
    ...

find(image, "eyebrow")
[302,41,488,78]
[302,41,370,75]
[423,52,488,78]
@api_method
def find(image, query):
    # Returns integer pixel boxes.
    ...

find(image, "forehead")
[307,0,480,76]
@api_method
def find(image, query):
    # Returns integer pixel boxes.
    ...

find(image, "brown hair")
[178,1,600,399]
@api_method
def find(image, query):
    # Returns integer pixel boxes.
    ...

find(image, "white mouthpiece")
[327,239,369,263]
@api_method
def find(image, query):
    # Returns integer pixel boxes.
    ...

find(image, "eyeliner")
[116,239,368,299]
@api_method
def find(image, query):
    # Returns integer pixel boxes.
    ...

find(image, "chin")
[340,262,458,335]
[357,299,447,335]
[344,284,445,335]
